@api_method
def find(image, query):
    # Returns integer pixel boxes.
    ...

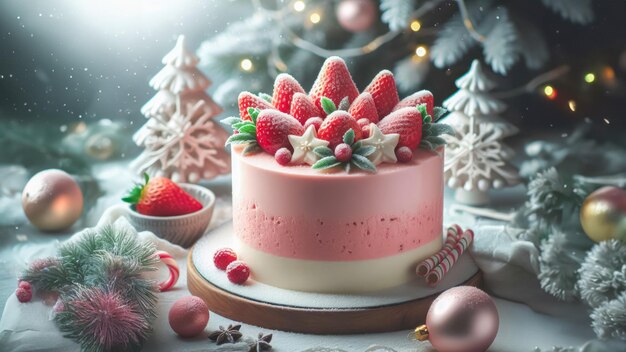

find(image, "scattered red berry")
[122,175,203,217]
[349,92,379,123]
[377,107,423,150]
[16,287,32,303]
[309,56,359,117]
[238,91,273,121]
[18,281,31,291]
[303,116,324,132]
[364,70,399,119]
[392,90,434,116]
[275,148,292,166]
[335,143,353,162]
[395,146,414,163]
[226,261,250,284]
[213,248,238,270]
[290,93,321,125]
[272,74,305,114]
[256,109,304,155]
[317,111,362,148]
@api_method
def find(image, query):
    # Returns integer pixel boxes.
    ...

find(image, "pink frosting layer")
[231,147,444,261]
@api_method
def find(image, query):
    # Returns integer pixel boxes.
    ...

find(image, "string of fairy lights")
[236,0,620,124]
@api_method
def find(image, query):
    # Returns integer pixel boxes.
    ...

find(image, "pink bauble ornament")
[168,296,210,338]
[22,169,83,232]
[336,0,377,33]
[416,286,498,352]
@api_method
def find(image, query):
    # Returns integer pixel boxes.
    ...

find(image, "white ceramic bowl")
[126,184,215,248]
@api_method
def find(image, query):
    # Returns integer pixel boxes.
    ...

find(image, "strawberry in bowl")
[122,174,215,247]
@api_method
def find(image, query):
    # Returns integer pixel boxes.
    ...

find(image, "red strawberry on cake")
[272,74,305,114]
[256,109,304,155]
[392,90,434,116]
[317,110,362,148]
[377,107,423,150]
[309,56,359,117]
[290,92,321,125]
[238,92,273,121]
[364,70,400,119]
[122,175,203,216]
[349,92,379,123]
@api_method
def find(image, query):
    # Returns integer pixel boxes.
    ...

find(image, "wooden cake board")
[187,222,482,335]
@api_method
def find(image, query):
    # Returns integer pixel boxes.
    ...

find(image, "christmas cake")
[223,57,453,293]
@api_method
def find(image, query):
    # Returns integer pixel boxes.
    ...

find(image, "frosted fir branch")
[538,230,587,301]
[578,240,626,309]
[541,0,594,25]
[380,0,415,31]
[591,292,626,340]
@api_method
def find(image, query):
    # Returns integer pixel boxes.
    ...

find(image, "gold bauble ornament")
[21,169,84,232]
[580,186,626,242]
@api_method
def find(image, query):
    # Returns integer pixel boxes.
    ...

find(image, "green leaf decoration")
[354,145,376,157]
[422,114,432,124]
[320,97,337,115]
[420,139,434,150]
[237,124,257,135]
[417,104,428,118]
[425,136,447,146]
[232,121,255,130]
[247,107,260,124]
[433,107,447,121]
[312,156,341,170]
[313,146,333,158]
[338,96,350,111]
[351,140,362,151]
[351,154,377,173]
[259,92,272,103]
[343,129,355,145]
[226,133,256,145]
[221,116,241,126]
[242,143,261,155]
[426,124,455,137]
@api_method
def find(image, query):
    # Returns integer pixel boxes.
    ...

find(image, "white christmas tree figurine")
[443,60,520,205]
[131,35,230,182]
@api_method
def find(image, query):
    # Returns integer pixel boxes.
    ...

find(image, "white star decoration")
[361,124,399,165]
[288,125,329,165]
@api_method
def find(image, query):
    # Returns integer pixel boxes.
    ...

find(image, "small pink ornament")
[415,286,499,352]
[168,296,210,338]
[275,148,292,166]
[334,143,353,162]
[395,146,414,163]
[18,280,32,291]
[15,287,32,303]
[336,0,377,33]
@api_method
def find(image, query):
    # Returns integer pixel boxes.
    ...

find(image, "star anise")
[249,332,272,352]
[208,324,242,345]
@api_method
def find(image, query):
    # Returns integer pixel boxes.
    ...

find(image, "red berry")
[303,117,324,132]
[392,90,434,116]
[275,148,292,166]
[395,146,414,163]
[290,93,321,125]
[238,92,273,121]
[334,143,353,162]
[317,111,362,149]
[226,261,250,284]
[256,109,304,155]
[309,56,359,117]
[349,92,379,123]
[18,281,31,291]
[272,74,305,114]
[213,248,238,270]
[377,107,423,150]
[364,70,399,119]
[16,288,32,303]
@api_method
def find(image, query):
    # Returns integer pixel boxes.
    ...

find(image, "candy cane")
[416,224,463,276]
[156,250,179,292]
[426,229,474,286]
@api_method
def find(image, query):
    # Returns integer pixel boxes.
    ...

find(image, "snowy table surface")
[0,162,621,352]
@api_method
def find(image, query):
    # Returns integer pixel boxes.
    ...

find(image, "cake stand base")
[187,222,482,335]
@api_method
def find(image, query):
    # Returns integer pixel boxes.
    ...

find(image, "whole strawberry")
[364,70,399,119]
[349,92,379,123]
[290,93,321,125]
[377,107,423,150]
[309,56,359,117]
[238,92,273,121]
[256,109,304,155]
[318,110,362,148]
[392,90,434,116]
[272,74,305,114]
[122,174,203,216]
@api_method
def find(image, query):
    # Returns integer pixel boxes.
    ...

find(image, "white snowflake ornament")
[360,124,399,165]
[288,125,329,165]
